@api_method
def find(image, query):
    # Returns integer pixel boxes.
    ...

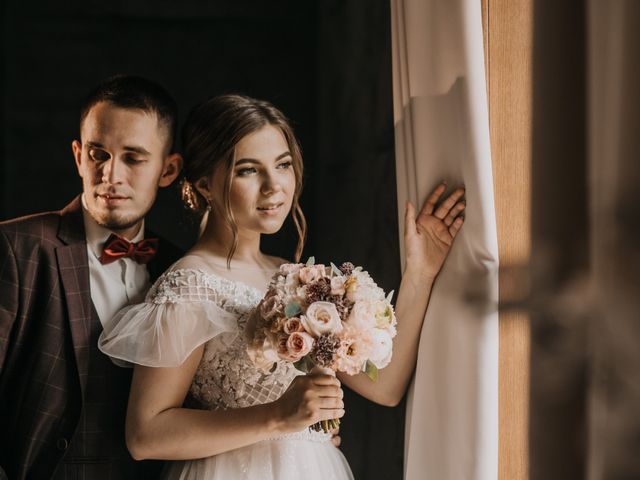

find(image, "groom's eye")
[89,148,111,162]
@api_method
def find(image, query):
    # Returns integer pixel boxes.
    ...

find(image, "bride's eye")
[277,161,292,170]
[236,167,257,177]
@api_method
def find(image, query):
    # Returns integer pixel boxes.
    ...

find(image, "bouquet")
[247,257,396,433]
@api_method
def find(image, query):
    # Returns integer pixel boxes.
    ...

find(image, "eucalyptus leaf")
[285,302,302,318]
[306,256,315,266]
[364,360,379,382]
[330,262,342,276]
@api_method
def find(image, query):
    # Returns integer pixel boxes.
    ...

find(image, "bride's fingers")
[318,396,344,409]
[433,187,465,220]
[316,385,343,398]
[318,408,345,421]
[444,201,466,226]
[404,201,417,238]
[419,182,447,217]
[311,375,340,387]
[449,216,464,238]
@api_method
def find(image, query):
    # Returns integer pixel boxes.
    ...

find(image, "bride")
[98,94,465,479]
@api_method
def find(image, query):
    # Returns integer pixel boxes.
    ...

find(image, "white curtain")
[390,1,499,479]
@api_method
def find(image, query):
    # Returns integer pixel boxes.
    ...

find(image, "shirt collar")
[81,194,145,260]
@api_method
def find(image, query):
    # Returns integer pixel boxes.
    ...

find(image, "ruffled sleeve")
[98,269,240,368]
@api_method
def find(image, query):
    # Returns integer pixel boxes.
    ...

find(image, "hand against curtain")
[404,182,466,280]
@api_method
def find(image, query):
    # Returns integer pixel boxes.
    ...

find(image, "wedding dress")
[98,257,353,480]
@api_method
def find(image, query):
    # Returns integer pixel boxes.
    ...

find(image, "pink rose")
[280,263,304,275]
[260,290,283,320]
[276,333,314,362]
[299,264,327,284]
[330,276,346,296]
[287,332,315,358]
[302,302,343,337]
[284,317,306,334]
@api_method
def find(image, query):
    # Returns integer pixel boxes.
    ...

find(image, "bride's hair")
[180,94,307,264]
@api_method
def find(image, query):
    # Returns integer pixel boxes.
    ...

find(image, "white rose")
[347,301,377,330]
[368,329,393,369]
[301,302,343,337]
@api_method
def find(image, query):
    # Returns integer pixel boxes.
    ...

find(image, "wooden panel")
[483,0,532,479]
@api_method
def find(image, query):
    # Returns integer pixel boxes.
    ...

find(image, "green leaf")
[330,262,342,276]
[364,360,379,382]
[306,256,316,266]
[285,302,302,318]
[293,356,313,373]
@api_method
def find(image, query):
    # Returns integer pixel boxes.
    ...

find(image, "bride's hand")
[404,182,466,280]
[273,373,344,434]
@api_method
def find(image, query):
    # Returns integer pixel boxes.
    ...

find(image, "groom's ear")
[158,153,183,187]
[72,140,84,176]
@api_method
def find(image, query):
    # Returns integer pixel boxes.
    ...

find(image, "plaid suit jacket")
[0,197,181,480]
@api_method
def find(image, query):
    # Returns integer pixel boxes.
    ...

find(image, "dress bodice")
[99,266,352,480]
[146,268,302,410]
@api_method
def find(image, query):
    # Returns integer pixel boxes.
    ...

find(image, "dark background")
[1,1,404,478]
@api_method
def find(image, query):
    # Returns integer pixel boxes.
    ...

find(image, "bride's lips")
[257,202,284,216]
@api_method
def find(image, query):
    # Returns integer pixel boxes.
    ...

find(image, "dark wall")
[1,1,318,254]
[1,2,403,478]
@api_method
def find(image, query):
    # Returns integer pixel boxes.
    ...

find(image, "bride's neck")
[196,214,264,264]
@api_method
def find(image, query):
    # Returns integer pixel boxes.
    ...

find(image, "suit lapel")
[55,197,92,396]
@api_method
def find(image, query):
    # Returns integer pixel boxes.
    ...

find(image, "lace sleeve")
[98,269,240,368]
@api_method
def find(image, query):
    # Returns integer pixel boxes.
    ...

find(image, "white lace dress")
[98,267,353,480]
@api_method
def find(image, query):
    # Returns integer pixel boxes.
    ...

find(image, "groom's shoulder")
[0,207,68,248]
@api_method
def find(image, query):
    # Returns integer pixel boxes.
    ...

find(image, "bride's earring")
[206,198,212,212]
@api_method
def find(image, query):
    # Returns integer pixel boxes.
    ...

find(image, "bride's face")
[211,124,296,235]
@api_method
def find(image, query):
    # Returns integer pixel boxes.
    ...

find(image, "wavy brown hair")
[181,94,307,265]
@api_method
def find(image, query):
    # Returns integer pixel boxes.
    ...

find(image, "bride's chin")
[257,220,287,235]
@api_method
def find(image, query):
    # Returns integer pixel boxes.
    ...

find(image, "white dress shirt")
[81,196,150,327]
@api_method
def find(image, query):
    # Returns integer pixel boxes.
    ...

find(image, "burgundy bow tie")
[99,234,159,265]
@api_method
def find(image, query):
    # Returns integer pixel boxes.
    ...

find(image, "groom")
[0,75,183,479]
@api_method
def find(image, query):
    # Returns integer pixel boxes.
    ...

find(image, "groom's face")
[72,101,180,237]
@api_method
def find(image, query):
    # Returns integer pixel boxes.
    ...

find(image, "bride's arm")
[125,346,344,460]
[338,183,465,407]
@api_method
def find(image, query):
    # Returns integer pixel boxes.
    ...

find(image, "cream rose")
[330,276,346,296]
[368,329,393,369]
[302,302,343,337]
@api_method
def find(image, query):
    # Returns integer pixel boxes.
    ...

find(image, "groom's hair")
[79,74,178,151]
